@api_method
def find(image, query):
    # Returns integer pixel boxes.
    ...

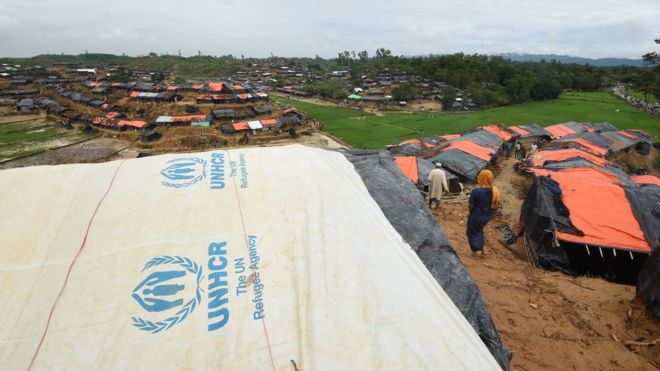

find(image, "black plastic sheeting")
[558,132,613,150]
[518,124,552,137]
[395,143,424,156]
[638,248,660,319]
[634,184,660,319]
[340,149,512,370]
[624,184,660,252]
[454,130,503,149]
[520,176,583,274]
[562,121,589,133]
[588,122,618,132]
[601,131,653,154]
[427,149,489,181]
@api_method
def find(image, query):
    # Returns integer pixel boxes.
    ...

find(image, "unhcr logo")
[160,157,207,188]
[131,256,203,334]
[131,241,231,334]
[160,153,226,189]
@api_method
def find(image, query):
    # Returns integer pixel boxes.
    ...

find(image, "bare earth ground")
[0,137,131,169]
[433,158,660,370]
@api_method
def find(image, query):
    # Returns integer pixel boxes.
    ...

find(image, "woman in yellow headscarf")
[466,170,501,255]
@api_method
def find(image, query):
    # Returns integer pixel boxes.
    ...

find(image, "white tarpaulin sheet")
[0,145,499,370]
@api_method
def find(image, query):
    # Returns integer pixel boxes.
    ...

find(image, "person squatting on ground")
[466,169,500,256]
[427,162,449,209]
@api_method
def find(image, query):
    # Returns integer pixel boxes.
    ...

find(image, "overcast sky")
[0,0,658,59]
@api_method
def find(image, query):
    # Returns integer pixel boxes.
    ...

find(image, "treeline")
[335,50,653,108]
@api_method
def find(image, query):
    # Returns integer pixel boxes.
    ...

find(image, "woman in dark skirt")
[467,170,500,255]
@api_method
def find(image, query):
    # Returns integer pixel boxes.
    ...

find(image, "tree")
[642,38,659,65]
[639,38,660,102]
[441,86,457,111]
[391,82,418,101]
[375,48,392,59]
[358,50,369,61]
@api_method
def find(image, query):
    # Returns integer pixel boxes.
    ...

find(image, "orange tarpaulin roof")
[443,140,494,162]
[615,130,637,140]
[631,175,660,186]
[509,126,530,136]
[545,124,576,139]
[117,120,148,128]
[532,167,650,253]
[232,121,249,131]
[394,156,419,184]
[563,138,608,156]
[441,134,460,141]
[167,86,178,91]
[531,148,607,168]
[260,118,278,126]
[208,82,224,92]
[129,91,140,98]
[481,125,513,141]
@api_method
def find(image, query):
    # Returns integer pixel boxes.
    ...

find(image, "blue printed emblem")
[160,157,207,188]
[131,256,203,334]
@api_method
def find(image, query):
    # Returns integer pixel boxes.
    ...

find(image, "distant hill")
[502,53,646,67]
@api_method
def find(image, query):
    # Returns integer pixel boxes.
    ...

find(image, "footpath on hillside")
[432,158,660,371]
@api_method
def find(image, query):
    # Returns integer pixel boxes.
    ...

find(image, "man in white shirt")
[428,162,449,209]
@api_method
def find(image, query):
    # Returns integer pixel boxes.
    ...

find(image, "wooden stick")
[624,339,659,347]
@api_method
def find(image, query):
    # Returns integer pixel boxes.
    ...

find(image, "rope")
[27,160,125,370]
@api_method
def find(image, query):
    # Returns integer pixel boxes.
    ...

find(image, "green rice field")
[275,92,660,149]
[0,117,90,161]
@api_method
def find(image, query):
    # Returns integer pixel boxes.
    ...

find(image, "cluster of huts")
[388,121,659,318]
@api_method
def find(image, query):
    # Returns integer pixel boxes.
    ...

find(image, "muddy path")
[433,158,659,370]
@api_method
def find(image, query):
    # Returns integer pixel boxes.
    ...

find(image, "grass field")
[627,89,660,105]
[0,118,90,161]
[275,92,660,149]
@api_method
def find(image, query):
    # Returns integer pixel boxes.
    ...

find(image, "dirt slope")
[433,158,659,370]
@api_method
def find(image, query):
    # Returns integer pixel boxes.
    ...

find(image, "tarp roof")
[117,120,148,129]
[208,82,224,92]
[440,134,461,141]
[560,138,608,156]
[232,121,249,131]
[393,156,420,184]
[427,149,489,180]
[544,124,577,139]
[0,146,503,370]
[531,148,607,168]
[481,125,513,141]
[443,140,494,162]
[532,167,651,253]
[632,175,660,186]
[260,118,278,127]
[509,126,530,136]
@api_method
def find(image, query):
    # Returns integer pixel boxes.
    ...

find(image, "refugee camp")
[1,1,659,370]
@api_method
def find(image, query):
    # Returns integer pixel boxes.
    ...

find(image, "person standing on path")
[427,162,449,209]
[466,170,501,256]
[504,140,513,159]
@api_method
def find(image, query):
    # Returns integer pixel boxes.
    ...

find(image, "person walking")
[427,162,449,209]
[466,170,500,256]
[504,140,513,159]
[514,142,521,159]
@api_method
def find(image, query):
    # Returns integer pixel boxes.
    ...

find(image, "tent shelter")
[0,146,508,369]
